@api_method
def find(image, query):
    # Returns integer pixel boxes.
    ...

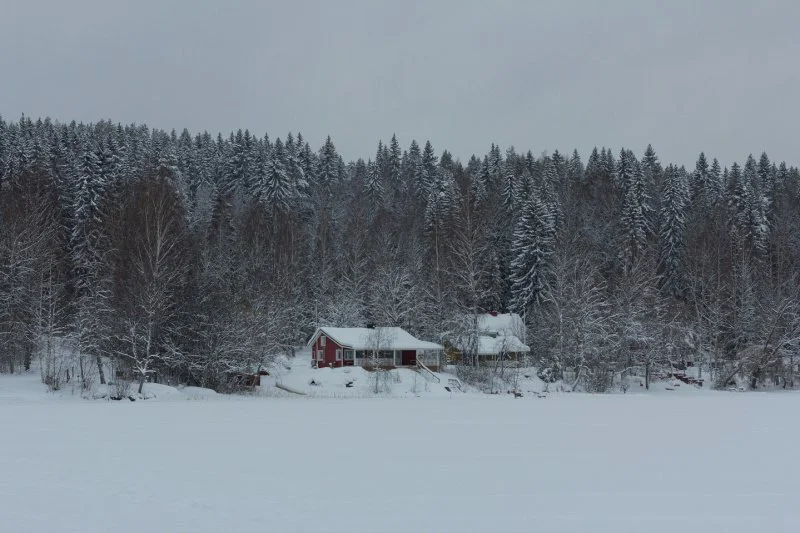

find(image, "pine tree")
[70,140,110,386]
[489,143,503,179]
[260,137,291,212]
[296,133,317,188]
[285,133,309,201]
[317,136,340,192]
[407,139,424,199]
[364,159,384,209]
[226,129,255,196]
[743,154,769,256]
[659,165,688,297]
[551,149,565,181]
[642,144,661,175]
[425,169,455,232]
[0,114,7,190]
[421,140,437,199]
[509,189,556,313]
[585,147,601,183]
[776,161,788,187]
[601,148,616,184]
[71,146,106,285]
[618,153,649,273]
[726,162,750,253]
[709,157,723,205]
[388,134,401,187]
[470,166,487,205]
[567,149,583,184]
[502,166,518,211]
[757,152,773,192]
[616,148,637,191]
[692,152,709,210]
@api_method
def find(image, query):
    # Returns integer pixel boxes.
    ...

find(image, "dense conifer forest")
[1,115,798,391]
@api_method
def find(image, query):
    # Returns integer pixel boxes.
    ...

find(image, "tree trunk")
[96,355,106,385]
[138,375,146,394]
[79,356,86,390]
[571,365,583,391]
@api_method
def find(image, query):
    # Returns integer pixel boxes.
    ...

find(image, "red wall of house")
[313,334,343,367]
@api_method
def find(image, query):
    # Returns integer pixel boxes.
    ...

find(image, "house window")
[336,349,343,361]
[320,335,326,347]
[316,349,324,362]
[344,350,354,361]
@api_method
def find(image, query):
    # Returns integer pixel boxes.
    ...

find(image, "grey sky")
[2,0,798,167]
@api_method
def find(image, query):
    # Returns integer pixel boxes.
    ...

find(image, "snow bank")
[269,351,461,398]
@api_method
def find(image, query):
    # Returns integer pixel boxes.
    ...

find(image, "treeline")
[0,114,798,392]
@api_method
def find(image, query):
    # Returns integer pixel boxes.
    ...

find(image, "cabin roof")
[307,327,443,351]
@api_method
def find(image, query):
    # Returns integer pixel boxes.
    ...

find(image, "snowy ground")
[266,351,466,398]
[1,373,799,532]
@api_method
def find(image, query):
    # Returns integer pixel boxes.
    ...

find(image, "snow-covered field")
[1,373,799,533]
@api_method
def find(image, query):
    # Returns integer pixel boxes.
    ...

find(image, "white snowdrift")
[267,351,463,398]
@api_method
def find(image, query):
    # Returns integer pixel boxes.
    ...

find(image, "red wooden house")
[307,327,443,369]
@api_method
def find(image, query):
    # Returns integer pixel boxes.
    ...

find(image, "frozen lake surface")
[1,375,798,532]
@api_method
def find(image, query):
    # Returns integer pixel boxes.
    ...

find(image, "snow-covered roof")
[476,334,530,355]
[307,327,443,351]
[454,334,530,355]
[477,313,524,336]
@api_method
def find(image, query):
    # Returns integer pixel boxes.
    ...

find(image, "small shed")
[306,327,443,369]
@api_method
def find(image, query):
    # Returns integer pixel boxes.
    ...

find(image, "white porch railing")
[416,357,440,383]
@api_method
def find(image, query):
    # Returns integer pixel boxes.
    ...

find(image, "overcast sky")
[2,0,798,167]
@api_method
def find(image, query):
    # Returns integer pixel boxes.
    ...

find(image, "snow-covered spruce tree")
[584,147,600,183]
[388,134,402,191]
[757,152,774,199]
[295,133,317,190]
[708,157,723,206]
[658,165,689,298]
[284,133,309,203]
[70,141,111,386]
[424,168,456,312]
[488,143,503,180]
[601,147,616,184]
[617,153,649,274]
[502,164,519,212]
[364,159,384,212]
[406,139,424,200]
[742,154,770,259]
[509,188,556,314]
[0,115,7,190]
[316,135,341,193]
[641,144,662,216]
[567,149,584,185]
[421,140,438,200]
[260,137,291,213]
[226,129,256,196]
[691,152,710,211]
[726,162,749,252]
